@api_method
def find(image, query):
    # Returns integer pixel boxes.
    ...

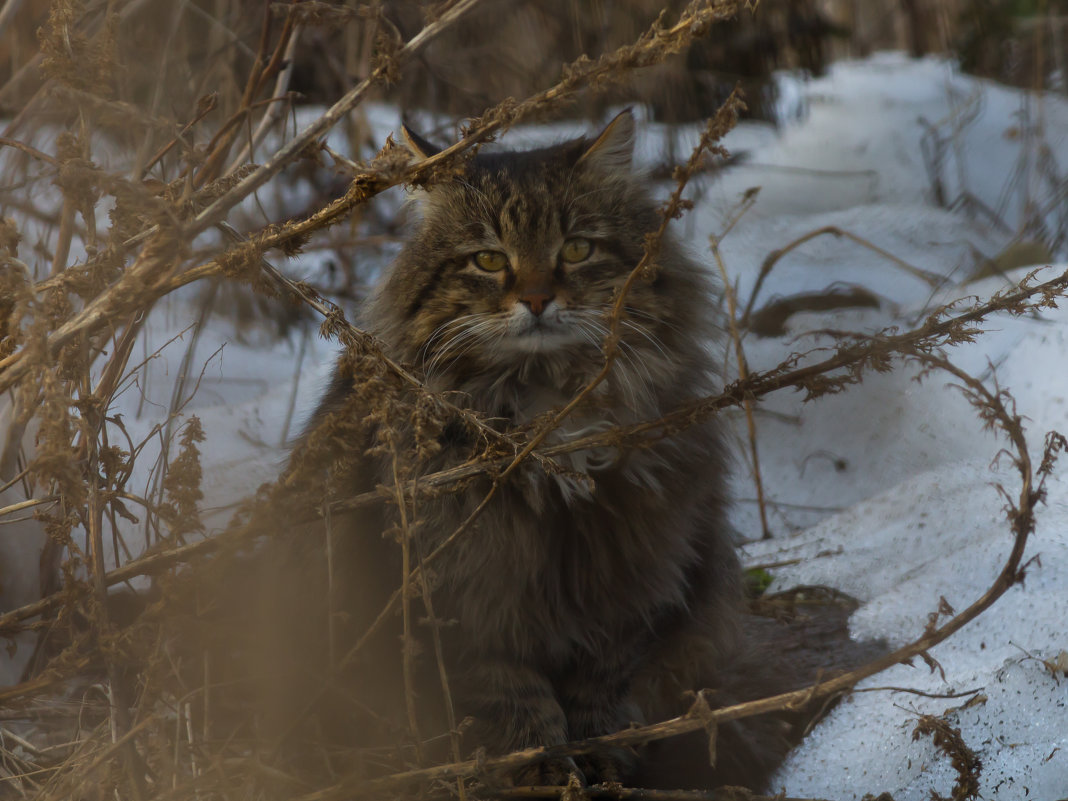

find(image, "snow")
[659,53,1068,799]
[3,51,1068,798]
[717,55,1068,800]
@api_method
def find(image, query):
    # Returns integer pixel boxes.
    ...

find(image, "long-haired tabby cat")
[261,110,795,791]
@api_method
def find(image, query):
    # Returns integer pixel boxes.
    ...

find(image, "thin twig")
[223,23,303,176]
[410,475,467,801]
[710,190,768,538]
[0,496,57,518]
[740,225,948,327]
[0,137,61,166]
[188,0,487,233]
[392,446,423,762]
[138,93,219,180]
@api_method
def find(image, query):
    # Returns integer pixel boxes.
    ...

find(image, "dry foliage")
[0,1,1064,800]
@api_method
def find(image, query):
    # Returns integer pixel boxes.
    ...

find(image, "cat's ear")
[578,109,635,172]
[401,125,442,161]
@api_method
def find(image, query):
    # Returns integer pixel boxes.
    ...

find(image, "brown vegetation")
[0,1,1064,799]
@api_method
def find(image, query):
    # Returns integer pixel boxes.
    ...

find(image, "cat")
[276,110,791,790]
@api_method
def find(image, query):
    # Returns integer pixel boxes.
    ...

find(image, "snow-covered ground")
[711,55,1068,800]
[3,52,1068,798]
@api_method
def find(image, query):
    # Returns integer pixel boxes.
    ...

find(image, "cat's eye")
[561,238,592,263]
[474,250,509,272]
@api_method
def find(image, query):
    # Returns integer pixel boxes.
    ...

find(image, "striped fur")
[312,111,743,785]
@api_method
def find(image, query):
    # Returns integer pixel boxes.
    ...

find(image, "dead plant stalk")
[710,190,769,538]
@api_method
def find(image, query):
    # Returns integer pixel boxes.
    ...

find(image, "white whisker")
[624,305,684,337]
[577,318,656,413]
[456,178,497,222]
[420,314,484,363]
[621,319,671,363]
[424,315,507,380]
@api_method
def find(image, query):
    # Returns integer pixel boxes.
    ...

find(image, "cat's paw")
[575,745,637,785]
[510,756,585,787]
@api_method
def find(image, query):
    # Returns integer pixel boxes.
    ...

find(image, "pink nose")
[519,291,555,316]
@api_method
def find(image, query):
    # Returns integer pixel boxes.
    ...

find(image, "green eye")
[474,250,509,272]
[561,238,592,263]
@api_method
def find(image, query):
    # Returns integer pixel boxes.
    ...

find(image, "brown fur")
[266,112,792,790]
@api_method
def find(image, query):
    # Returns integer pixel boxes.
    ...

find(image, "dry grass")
[0,1,1065,799]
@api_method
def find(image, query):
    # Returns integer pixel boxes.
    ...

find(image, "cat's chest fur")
[429,450,704,665]
[441,355,653,482]
[421,360,711,664]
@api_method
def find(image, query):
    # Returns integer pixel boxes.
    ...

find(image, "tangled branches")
[0,1,1065,799]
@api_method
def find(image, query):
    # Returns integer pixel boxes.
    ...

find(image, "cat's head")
[370,110,707,389]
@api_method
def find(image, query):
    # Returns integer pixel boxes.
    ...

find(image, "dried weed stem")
[740,225,948,327]
[2,1,1065,798]
[189,0,488,232]
[711,190,769,537]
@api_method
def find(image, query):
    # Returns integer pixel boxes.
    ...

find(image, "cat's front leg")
[557,657,642,784]
[460,658,583,786]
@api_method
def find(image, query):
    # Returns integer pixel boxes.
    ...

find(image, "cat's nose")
[519,291,555,316]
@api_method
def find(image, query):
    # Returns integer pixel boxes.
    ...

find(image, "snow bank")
[719,54,1068,800]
